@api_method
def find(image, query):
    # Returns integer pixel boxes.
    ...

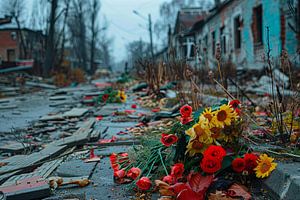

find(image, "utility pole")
[148,14,154,62]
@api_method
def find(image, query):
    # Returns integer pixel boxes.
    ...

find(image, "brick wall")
[0,30,19,61]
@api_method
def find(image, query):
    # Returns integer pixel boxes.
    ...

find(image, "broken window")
[220,26,226,54]
[252,5,263,45]
[212,31,216,55]
[234,16,242,49]
[204,34,208,52]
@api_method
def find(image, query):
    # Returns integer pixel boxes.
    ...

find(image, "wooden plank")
[0,176,51,200]
[39,114,64,121]
[53,118,95,147]
[0,145,68,182]
[0,104,17,109]
[63,108,89,118]
[0,142,37,154]
[2,159,63,187]
[89,130,101,142]
[26,81,56,89]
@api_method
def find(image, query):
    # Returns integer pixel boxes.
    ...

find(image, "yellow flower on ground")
[211,104,236,128]
[185,138,207,156]
[117,90,127,103]
[255,154,277,178]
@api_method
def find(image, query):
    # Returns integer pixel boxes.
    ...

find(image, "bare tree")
[57,0,71,68]
[44,0,58,75]
[98,17,113,71]
[68,0,88,71]
[88,0,101,75]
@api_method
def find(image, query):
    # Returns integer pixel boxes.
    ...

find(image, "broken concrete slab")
[26,81,57,90]
[263,162,300,200]
[39,114,64,121]
[0,104,17,110]
[55,159,98,178]
[63,108,89,118]
[0,99,10,104]
[0,142,36,154]
[49,96,68,101]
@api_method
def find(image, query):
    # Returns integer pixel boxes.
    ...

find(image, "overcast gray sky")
[101,0,168,63]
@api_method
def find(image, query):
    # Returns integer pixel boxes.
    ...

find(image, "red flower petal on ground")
[232,158,246,173]
[180,116,193,125]
[125,109,136,114]
[131,104,137,109]
[162,175,176,185]
[96,115,103,121]
[127,167,141,180]
[171,163,185,179]
[161,133,178,147]
[136,177,152,191]
[200,157,222,174]
[152,108,160,112]
[114,169,126,178]
[244,153,258,173]
[203,145,226,160]
[229,99,241,109]
[180,105,192,117]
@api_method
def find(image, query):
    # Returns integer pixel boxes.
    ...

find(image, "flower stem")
[146,155,159,177]
[158,148,169,176]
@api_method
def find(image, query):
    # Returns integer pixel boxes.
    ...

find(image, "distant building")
[0,17,45,74]
[170,0,300,70]
[170,8,207,62]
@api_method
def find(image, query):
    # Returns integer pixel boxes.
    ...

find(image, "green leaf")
[216,156,234,175]
[193,108,204,121]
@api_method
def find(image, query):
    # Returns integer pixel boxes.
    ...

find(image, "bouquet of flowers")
[109,100,277,199]
[98,87,127,104]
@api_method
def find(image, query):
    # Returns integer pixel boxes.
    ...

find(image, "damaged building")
[170,0,300,71]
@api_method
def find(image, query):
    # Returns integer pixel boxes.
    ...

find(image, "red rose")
[161,133,178,147]
[232,158,245,173]
[162,175,176,185]
[110,153,117,164]
[171,163,185,179]
[180,105,192,117]
[200,157,222,174]
[111,163,120,172]
[102,94,109,102]
[244,153,258,173]
[114,169,126,178]
[203,145,226,160]
[127,167,141,180]
[136,177,152,190]
[180,116,193,125]
[229,99,241,109]
[131,104,137,109]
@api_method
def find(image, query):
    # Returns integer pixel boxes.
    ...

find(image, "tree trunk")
[44,0,58,76]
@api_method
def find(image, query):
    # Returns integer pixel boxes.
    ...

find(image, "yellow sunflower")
[255,154,277,178]
[117,90,127,103]
[201,107,214,126]
[211,104,236,128]
[185,138,207,156]
[186,121,213,144]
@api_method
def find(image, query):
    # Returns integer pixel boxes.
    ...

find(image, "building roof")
[0,16,44,34]
[174,8,207,35]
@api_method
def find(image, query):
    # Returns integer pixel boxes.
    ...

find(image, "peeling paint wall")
[188,0,299,70]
